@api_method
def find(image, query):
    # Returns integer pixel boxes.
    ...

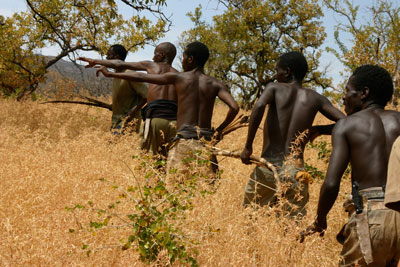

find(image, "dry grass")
[0,98,356,266]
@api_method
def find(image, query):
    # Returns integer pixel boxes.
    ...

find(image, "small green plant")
[304,141,333,180]
[304,163,325,180]
[305,141,352,181]
[308,141,332,163]
[66,151,217,266]
[123,179,198,265]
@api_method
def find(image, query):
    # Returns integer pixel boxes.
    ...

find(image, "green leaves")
[324,0,400,102]
[181,0,329,107]
[124,178,198,264]
[0,0,169,99]
[305,141,333,180]
[73,153,210,265]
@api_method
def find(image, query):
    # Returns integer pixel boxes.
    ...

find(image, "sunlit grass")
[0,98,363,266]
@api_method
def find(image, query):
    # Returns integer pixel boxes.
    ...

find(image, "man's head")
[276,51,308,83]
[107,44,127,61]
[153,42,177,64]
[343,65,393,114]
[182,42,209,71]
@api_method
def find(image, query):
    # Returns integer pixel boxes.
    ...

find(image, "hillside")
[37,56,112,98]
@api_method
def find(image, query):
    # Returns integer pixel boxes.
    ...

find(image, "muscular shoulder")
[202,74,226,91]
[382,109,400,120]
[334,111,365,130]
[300,87,321,95]
[169,66,179,73]
[299,87,329,102]
[267,83,324,104]
[155,63,179,74]
[372,109,400,125]
[332,116,351,136]
[336,110,381,135]
[380,109,400,136]
[331,115,366,148]
[257,82,281,99]
[264,81,285,92]
[265,83,321,97]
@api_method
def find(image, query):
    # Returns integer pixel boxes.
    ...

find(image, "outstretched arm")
[299,120,350,242]
[309,124,336,143]
[309,96,345,141]
[319,96,345,122]
[96,66,178,85]
[215,83,239,138]
[240,85,274,164]
[78,57,154,72]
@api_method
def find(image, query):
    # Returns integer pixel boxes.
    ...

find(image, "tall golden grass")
[1,98,357,266]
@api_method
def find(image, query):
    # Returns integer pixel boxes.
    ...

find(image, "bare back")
[262,82,342,162]
[102,67,238,133]
[332,108,388,189]
[372,109,400,159]
[174,70,221,130]
[146,63,178,103]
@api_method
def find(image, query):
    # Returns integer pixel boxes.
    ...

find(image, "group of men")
[79,41,400,266]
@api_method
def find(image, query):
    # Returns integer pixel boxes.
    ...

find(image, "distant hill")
[38,56,112,98]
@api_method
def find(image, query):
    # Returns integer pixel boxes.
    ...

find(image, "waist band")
[175,124,214,141]
[359,187,385,200]
[141,99,177,121]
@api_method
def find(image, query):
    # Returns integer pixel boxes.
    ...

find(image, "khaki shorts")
[338,206,400,266]
[243,164,309,218]
[139,118,176,156]
[166,138,217,184]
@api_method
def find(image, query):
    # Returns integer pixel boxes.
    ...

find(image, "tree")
[180,0,330,108]
[324,0,400,103]
[0,0,169,100]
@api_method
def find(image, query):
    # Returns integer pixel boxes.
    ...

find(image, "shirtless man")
[240,51,345,217]
[80,42,178,155]
[100,45,148,134]
[95,42,239,171]
[301,65,400,266]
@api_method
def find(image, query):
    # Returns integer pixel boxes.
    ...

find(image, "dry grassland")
[0,98,359,266]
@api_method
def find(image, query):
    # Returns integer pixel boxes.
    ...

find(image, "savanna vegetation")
[0,0,169,100]
[1,0,399,104]
[0,99,360,266]
[1,0,400,266]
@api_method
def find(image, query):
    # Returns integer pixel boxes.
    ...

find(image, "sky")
[0,0,395,87]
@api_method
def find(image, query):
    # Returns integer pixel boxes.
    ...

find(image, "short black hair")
[158,42,177,63]
[185,42,209,68]
[278,51,308,81]
[352,65,393,106]
[109,44,127,60]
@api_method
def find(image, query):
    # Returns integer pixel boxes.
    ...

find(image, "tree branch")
[41,100,112,110]
[26,0,67,44]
